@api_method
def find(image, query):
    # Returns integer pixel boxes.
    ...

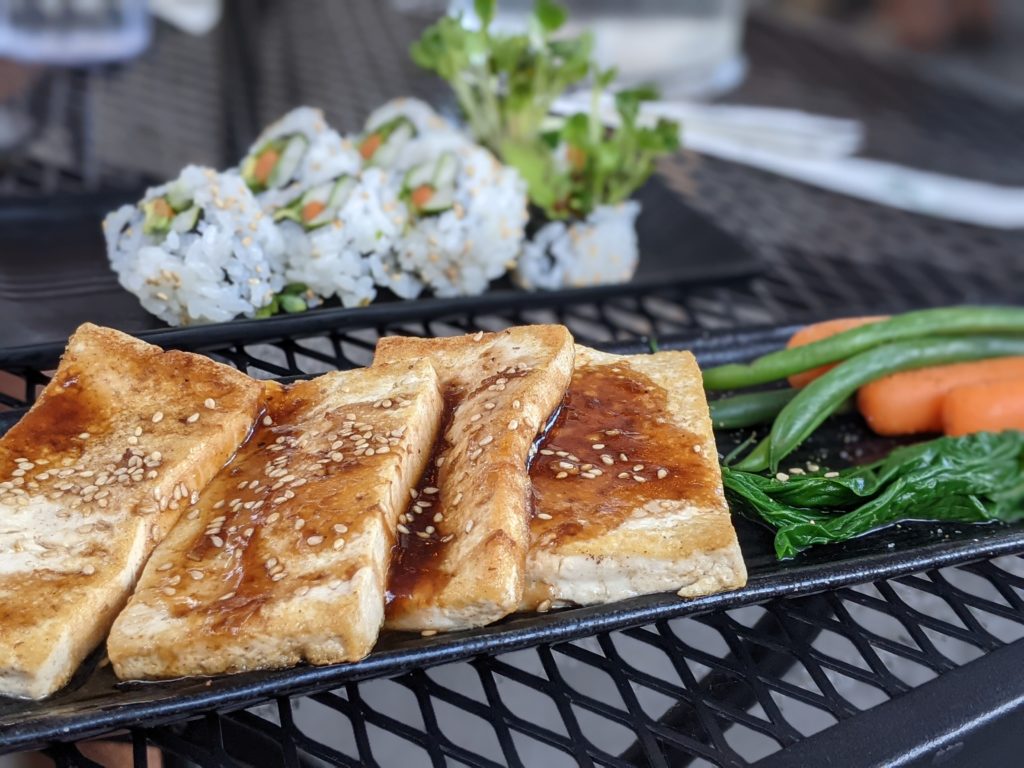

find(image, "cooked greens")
[723,431,1024,559]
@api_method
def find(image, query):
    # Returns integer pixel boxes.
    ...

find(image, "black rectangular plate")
[0,176,759,350]
[3,324,1023,754]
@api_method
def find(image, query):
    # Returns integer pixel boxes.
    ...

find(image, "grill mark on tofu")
[529,363,718,548]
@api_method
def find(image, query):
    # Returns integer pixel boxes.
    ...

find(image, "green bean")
[732,335,1024,472]
[711,389,798,429]
[703,307,1024,390]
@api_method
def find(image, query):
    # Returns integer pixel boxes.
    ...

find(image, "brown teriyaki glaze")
[385,368,530,616]
[529,362,716,546]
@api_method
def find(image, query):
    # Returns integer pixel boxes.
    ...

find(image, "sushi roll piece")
[281,168,407,308]
[104,165,286,325]
[241,107,360,211]
[514,201,642,291]
[386,133,528,297]
[359,97,457,167]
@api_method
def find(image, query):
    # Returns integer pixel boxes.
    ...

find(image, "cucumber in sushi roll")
[514,201,641,291]
[360,97,459,167]
[282,168,407,308]
[241,107,360,212]
[104,166,287,326]
[385,132,528,297]
[400,151,457,216]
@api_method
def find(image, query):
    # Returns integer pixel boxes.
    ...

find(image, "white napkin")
[552,94,1024,230]
[150,0,222,36]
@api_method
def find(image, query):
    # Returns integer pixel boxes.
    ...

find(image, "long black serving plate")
[3,325,1024,754]
[0,175,758,351]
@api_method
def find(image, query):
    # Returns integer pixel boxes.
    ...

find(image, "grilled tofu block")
[373,326,575,631]
[108,360,443,680]
[522,346,746,610]
[0,324,262,699]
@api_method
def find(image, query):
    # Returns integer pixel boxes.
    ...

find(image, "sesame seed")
[294,519,305,530]
[151,451,162,461]
[271,573,287,582]
[82,564,96,576]
[425,525,435,534]
[558,461,574,470]
[808,463,821,473]
[472,331,484,341]
[416,531,430,539]
[508,420,519,430]
[775,472,790,482]
[162,587,176,596]
[423,487,439,495]
[470,414,482,422]
[157,562,173,571]
[592,443,605,450]
[484,402,496,410]
[433,512,443,523]
[619,453,628,462]
[295,585,310,597]
[204,398,216,409]
[219,592,236,601]
[633,475,646,483]
[600,455,615,466]
[421,629,439,637]
[789,467,805,476]
[825,471,840,478]
[266,512,281,524]
[465,520,475,533]
[555,471,568,479]
[263,415,273,426]
[210,535,224,548]
[397,524,410,534]
[78,433,90,440]
[152,412,164,423]
[537,599,552,613]
[693,445,703,453]
[307,535,324,546]
[189,570,204,580]
[618,472,630,479]
[333,538,345,550]
[657,469,669,479]
[536,512,552,520]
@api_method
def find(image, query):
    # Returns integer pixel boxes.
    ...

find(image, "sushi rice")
[514,201,642,291]
[241,106,359,212]
[282,168,406,307]
[104,165,286,325]
[382,131,529,297]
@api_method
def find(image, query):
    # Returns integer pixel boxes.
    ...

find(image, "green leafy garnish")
[723,432,1024,559]
[544,79,679,218]
[410,0,592,152]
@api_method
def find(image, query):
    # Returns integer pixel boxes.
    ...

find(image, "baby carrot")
[857,357,1024,436]
[942,379,1024,436]
[787,316,887,387]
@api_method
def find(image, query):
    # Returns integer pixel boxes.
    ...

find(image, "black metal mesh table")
[3,3,1024,766]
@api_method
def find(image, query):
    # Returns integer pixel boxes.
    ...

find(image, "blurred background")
[1,1,1024,767]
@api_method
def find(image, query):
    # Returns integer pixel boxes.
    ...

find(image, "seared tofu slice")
[108,360,443,680]
[373,326,574,631]
[522,346,746,610]
[0,324,262,699]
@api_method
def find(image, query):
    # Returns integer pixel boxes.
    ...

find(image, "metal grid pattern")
[33,556,1024,766]
[1,3,1024,767]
